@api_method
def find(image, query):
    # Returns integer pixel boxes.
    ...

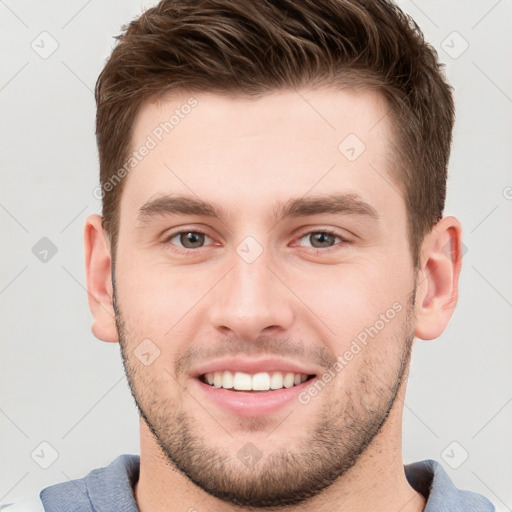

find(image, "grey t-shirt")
[39,455,495,511]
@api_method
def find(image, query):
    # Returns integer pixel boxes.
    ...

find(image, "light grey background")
[1,0,511,510]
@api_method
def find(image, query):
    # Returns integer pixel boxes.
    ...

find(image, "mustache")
[174,336,338,376]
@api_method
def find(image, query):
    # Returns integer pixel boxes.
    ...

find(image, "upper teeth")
[203,371,309,391]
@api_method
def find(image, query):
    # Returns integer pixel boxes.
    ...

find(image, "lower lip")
[191,377,316,417]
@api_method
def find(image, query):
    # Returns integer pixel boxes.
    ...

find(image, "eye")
[297,231,343,249]
[167,231,212,249]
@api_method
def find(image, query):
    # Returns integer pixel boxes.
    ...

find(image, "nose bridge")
[207,245,294,339]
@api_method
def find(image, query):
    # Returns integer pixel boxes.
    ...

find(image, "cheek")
[286,257,409,337]
[325,300,411,404]
[115,245,207,331]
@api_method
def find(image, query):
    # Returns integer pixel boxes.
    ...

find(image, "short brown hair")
[95,0,454,266]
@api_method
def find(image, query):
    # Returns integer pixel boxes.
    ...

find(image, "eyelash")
[294,228,347,251]
[163,228,213,255]
[163,228,348,255]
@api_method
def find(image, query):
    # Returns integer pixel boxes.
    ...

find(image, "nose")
[207,250,295,341]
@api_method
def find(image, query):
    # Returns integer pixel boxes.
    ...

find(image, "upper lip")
[191,357,320,378]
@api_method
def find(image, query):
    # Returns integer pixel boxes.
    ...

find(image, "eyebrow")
[137,193,379,224]
[138,195,226,223]
[272,193,378,223]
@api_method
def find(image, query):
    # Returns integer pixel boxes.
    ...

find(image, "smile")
[200,370,313,392]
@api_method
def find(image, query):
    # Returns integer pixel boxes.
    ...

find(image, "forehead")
[121,88,401,223]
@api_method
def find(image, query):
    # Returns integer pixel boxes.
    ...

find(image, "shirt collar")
[83,455,494,512]
[405,459,495,511]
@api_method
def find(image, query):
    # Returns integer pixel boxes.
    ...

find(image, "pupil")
[181,232,204,248]
[311,232,334,248]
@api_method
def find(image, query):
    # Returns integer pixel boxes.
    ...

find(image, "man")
[40,0,495,510]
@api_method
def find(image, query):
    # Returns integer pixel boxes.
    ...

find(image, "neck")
[134,403,426,512]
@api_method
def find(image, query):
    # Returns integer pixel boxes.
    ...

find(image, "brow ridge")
[137,192,379,225]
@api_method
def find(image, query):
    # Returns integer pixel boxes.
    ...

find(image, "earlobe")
[413,216,463,341]
[84,214,119,343]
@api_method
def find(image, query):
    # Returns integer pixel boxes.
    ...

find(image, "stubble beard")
[115,290,416,509]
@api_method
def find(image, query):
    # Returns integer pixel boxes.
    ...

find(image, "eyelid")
[160,226,350,254]
[291,227,349,246]
[162,226,217,247]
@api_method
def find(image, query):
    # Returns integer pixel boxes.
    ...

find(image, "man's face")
[113,88,418,507]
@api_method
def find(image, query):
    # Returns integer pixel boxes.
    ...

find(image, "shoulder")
[39,454,140,512]
[405,459,495,512]
[39,477,90,512]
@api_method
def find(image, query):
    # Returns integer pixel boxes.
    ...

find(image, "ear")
[414,216,463,340]
[84,214,118,343]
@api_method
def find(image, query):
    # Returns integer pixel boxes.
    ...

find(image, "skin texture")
[85,88,462,511]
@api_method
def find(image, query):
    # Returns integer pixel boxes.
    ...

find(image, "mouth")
[199,370,316,392]
[191,360,320,417]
